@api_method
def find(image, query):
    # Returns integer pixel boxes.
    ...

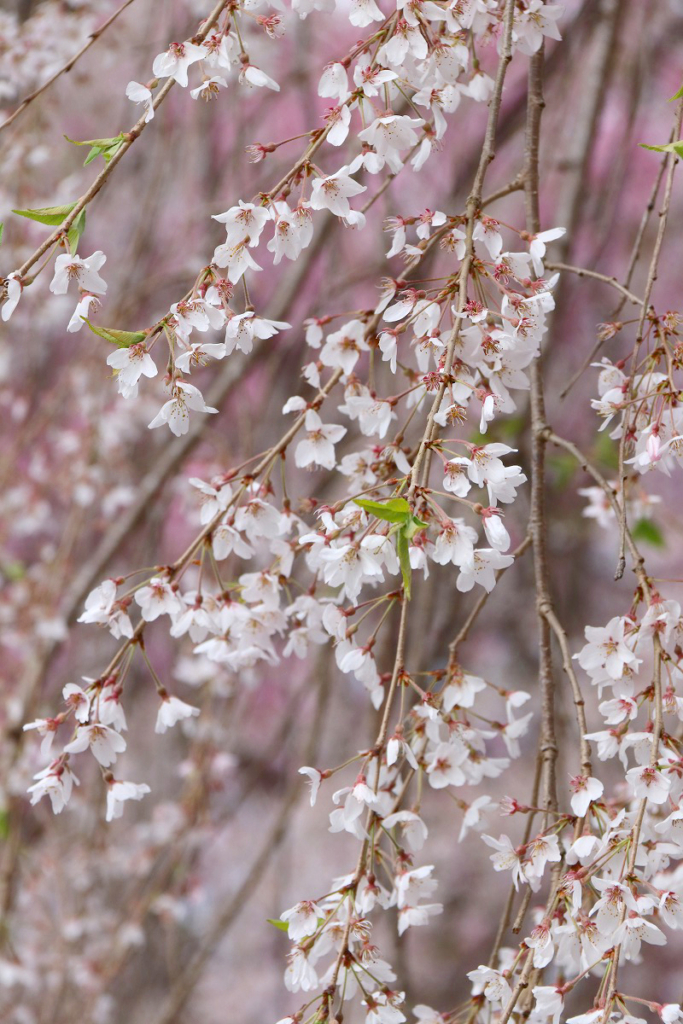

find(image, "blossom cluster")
[3,0,683,1023]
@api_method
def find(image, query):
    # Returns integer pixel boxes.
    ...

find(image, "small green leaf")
[266,918,289,932]
[355,497,411,524]
[67,208,86,253]
[83,318,146,348]
[669,85,683,102]
[402,514,428,541]
[0,223,3,244]
[0,809,8,841]
[631,518,665,548]
[396,529,412,600]
[640,141,683,158]
[354,498,426,598]
[65,133,126,166]
[12,202,77,226]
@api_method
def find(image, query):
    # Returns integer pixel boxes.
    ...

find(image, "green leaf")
[65,133,126,166]
[396,529,412,600]
[355,497,411,524]
[266,918,289,932]
[0,223,3,244]
[669,85,683,102]
[12,202,78,226]
[639,141,683,158]
[354,498,427,598]
[402,514,428,541]
[82,318,146,348]
[0,809,8,841]
[631,518,665,548]
[67,208,86,253]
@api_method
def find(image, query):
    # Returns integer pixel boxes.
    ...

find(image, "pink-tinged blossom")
[524,919,555,966]
[125,81,154,121]
[212,239,263,283]
[283,947,318,993]
[467,965,513,1006]
[22,717,59,758]
[395,862,440,904]
[328,787,367,840]
[28,762,80,814]
[49,251,107,295]
[525,226,565,275]
[638,598,681,644]
[442,671,486,710]
[309,168,366,217]
[524,835,561,890]
[569,775,604,817]
[325,103,352,146]
[134,577,182,621]
[358,115,425,173]
[62,683,90,724]
[472,216,502,257]
[660,1007,683,1024]
[224,311,290,355]
[626,764,671,804]
[386,734,419,771]
[212,523,253,560]
[212,200,271,246]
[147,381,218,435]
[1,272,22,321]
[481,834,525,889]
[348,0,383,26]
[339,387,394,439]
[190,75,227,100]
[78,579,134,638]
[353,58,398,98]
[458,795,493,842]
[481,508,510,551]
[426,740,468,788]
[320,319,369,375]
[240,65,280,91]
[266,203,312,264]
[590,878,640,935]
[280,900,323,941]
[432,519,477,567]
[152,41,205,87]
[383,811,427,852]
[362,991,407,1024]
[614,916,667,960]
[64,723,127,767]
[298,766,323,806]
[107,344,157,398]
[106,780,151,822]
[598,695,637,724]
[155,696,200,734]
[576,616,640,682]
[457,548,514,593]
[98,680,128,732]
[318,62,349,102]
[294,410,347,470]
[189,477,233,524]
[531,986,564,1024]
[67,293,99,333]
